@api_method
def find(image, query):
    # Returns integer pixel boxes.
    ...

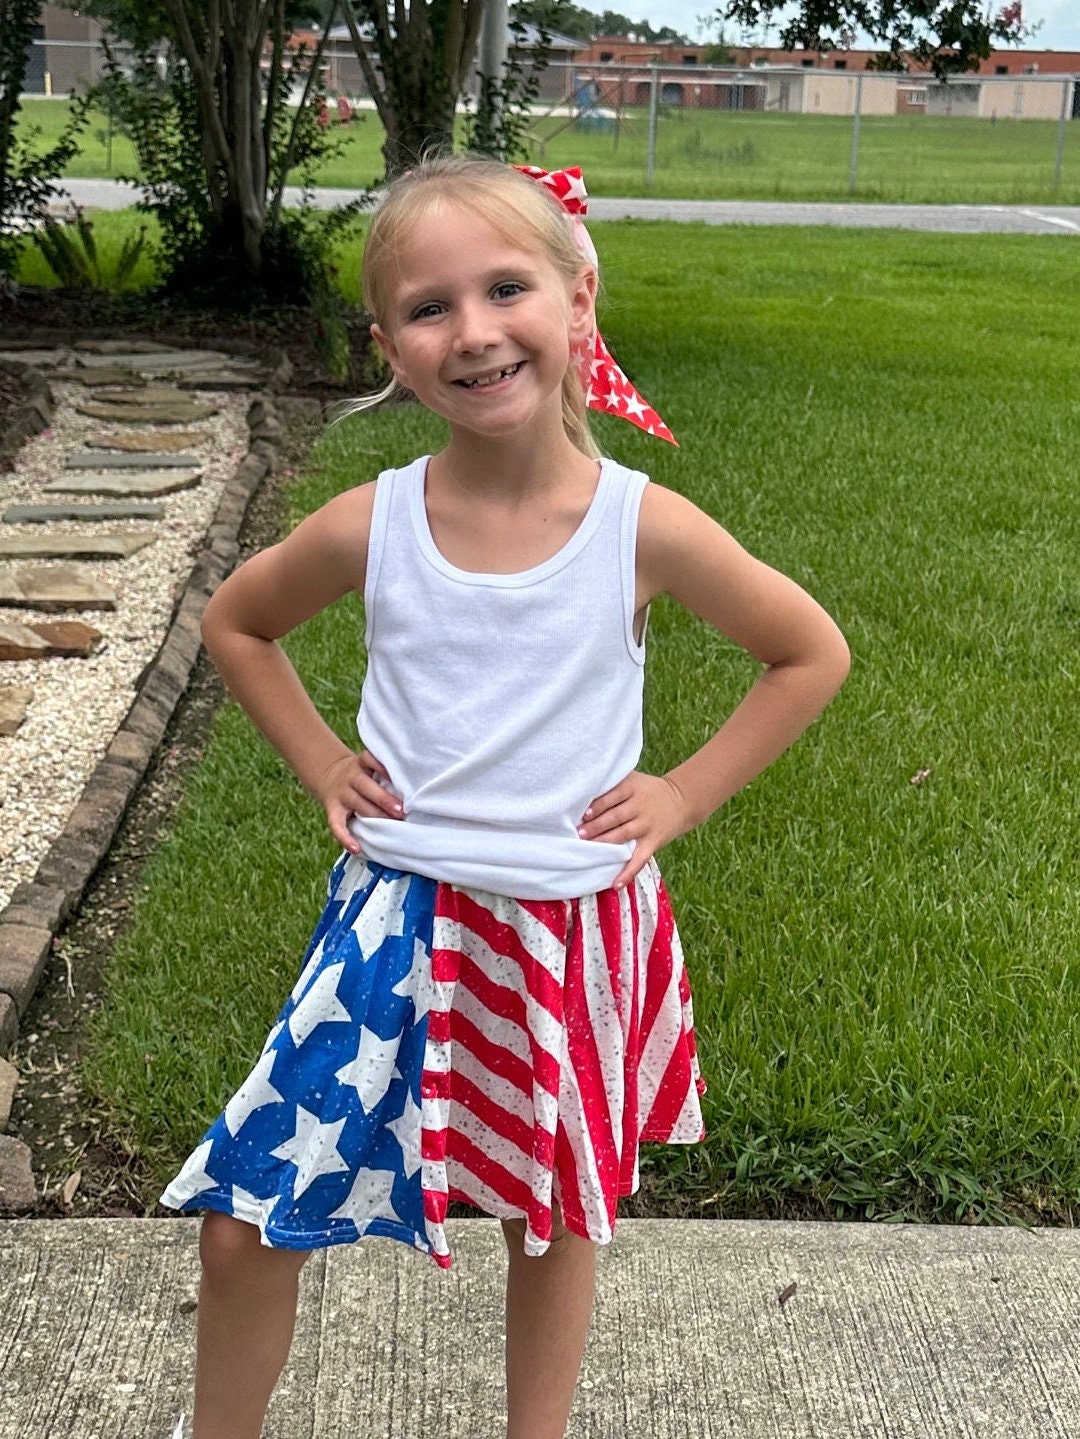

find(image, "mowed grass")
[17,95,1080,204]
[84,225,1080,1224]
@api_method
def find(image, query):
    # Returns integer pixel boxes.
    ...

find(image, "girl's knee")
[199,1211,308,1284]
[501,1205,573,1252]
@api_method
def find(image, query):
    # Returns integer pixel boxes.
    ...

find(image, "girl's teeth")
[465,364,519,389]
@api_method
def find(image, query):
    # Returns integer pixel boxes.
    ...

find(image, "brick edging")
[0,389,287,1054]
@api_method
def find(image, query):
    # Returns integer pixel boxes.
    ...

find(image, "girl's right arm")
[199,482,402,851]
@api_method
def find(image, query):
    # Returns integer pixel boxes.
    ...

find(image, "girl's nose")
[452,299,500,354]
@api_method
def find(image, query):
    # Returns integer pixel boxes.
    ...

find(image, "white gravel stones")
[0,380,249,910]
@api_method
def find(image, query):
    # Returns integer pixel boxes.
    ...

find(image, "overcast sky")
[578,0,1080,53]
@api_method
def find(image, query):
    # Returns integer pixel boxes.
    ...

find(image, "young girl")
[161,156,850,1439]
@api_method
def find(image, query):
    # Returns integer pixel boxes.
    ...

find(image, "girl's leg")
[500,1210,597,1439]
[192,1211,311,1439]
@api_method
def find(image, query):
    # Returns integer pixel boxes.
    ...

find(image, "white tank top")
[348,455,649,900]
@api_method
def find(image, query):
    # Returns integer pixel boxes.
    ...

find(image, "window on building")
[906,89,927,105]
[600,51,613,62]
[801,58,814,67]
[682,54,697,64]
[834,59,847,69]
[995,65,1008,74]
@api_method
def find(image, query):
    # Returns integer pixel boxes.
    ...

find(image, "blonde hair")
[339,156,600,460]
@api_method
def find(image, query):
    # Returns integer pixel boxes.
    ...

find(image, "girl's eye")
[411,301,445,321]
[493,281,525,301]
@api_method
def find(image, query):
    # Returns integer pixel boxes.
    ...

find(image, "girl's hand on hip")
[578,771,692,889]
[318,749,403,852]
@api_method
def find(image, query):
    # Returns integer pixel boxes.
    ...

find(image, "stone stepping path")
[64,450,201,471]
[3,502,165,523]
[0,344,261,788]
[89,430,207,453]
[0,619,102,661]
[75,398,219,425]
[0,563,118,612]
[44,470,202,497]
[0,532,155,560]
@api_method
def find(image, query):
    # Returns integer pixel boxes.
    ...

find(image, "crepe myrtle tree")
[78,0,335,283]
[717,0,1030,77]
[338,0,489,175]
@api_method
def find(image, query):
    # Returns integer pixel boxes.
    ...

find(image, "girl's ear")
[569,265,598,345]
[371,323,407,385]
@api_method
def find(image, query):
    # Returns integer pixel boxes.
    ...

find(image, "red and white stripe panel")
[419,862,704,1265]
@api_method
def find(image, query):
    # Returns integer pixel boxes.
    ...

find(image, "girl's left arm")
[580,484,851,887]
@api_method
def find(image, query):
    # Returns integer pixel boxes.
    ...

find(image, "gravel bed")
[0,384,250,908]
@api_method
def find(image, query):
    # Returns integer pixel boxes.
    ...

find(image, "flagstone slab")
[24,619,104,656]
[0,619,102,660]
[50,367,144,388]
[73,339,173,354]
[0,686,34,736]
[65,450,201,471]
[43,470,202,498]
[0,624,48,661]
[88,430,207,453]
[0,350,70,368]
[76,350,228,371]
[0,532,155,561]
[74,399,218,425]
[94,387,188,405]
[2,502,165,524]
[0,564,117,612]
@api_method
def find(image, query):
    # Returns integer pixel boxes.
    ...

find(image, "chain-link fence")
[17,41,1080,205]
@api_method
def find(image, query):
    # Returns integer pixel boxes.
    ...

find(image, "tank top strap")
[610,462,650,665]
[363,456,428,648]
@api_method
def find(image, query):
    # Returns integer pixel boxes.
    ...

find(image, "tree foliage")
[510,0,687,43]
[718,0,1030,78]
[1,0,90,279]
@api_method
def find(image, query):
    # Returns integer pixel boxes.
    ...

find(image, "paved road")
[57,177,1080,235]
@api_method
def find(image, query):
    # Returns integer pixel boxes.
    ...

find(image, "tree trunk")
[344,0,487,178]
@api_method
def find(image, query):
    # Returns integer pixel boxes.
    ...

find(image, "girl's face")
[370,204,596,444]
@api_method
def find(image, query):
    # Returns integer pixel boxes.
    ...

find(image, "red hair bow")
[515,164,677,446]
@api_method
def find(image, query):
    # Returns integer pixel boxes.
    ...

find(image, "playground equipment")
[525,72,628,159]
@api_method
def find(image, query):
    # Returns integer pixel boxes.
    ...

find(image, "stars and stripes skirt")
[160,853,705,1266]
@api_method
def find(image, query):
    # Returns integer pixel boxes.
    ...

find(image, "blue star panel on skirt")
[161,858,437,1257]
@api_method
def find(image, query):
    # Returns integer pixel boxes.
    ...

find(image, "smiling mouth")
[455,362,524,389]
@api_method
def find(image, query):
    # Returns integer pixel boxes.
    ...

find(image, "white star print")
[622,392,647,420]
[224,1049,286,1138]
[350,876,409,957]
[562,171,588,207]
[260,1020,285,1055]
[172,1140,216,1197]
[387,1089,423,1179]
[335,1025,404,1112]
[289,944,324,1006]
[328,1165,400,1230]
[270,1105,349,1199]
[287,962,351,1046]
[391,936,433,1021]
[231,1184,279,1231]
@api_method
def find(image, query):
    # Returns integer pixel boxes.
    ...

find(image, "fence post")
[848,71,864,197]
[1053,76,1071,194]
[646,62,660,188]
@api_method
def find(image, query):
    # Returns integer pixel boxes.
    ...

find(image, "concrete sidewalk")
[3,1217,1080,1438]
[54,177,1080,236]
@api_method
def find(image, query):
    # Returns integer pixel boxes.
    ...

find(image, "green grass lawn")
[17,95,1080,204]
[84,224,1080,1224]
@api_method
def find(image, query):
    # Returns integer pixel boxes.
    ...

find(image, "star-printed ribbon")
[515,164,677,446]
